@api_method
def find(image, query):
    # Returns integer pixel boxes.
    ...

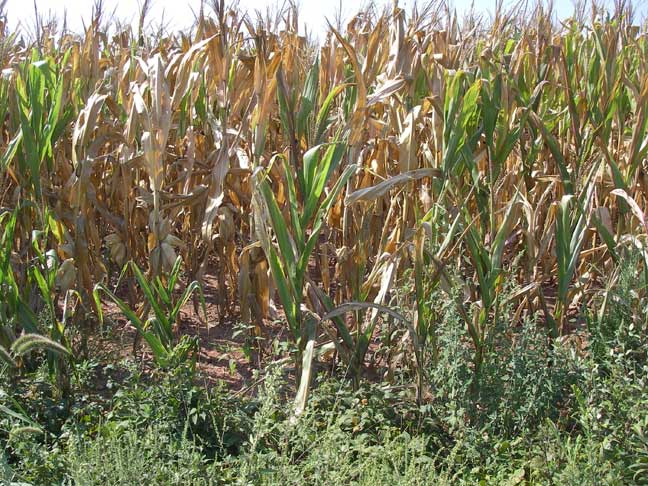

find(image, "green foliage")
[0,208,39,346]
[2,51,73,201]
[94,257,207,368]
[422,284,580,437]
[0,315,646,485]
[67,426,209,486]
[254,145,355,342]
[103,363,252,456]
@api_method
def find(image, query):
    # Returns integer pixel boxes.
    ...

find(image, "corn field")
[1,0,647,403]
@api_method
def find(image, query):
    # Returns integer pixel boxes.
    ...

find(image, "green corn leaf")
[0,131,22,170]
[93,283,144,331]
[130,261,171,335]
[266,243,299,337]
[154,277,172,309]
[170,280,202,323]
[528,112,574,194]
[282,156,304,250]
[0,403,40,429]
[93,283,169,363]
[315,83,350,144]
[260,177,297,274]
[30,266,55,317]
[303,142,345,226]
[296,164,355,287]
[302,144,321,199]
[167,255,183,295]
[17,102,41,199]
[296,58,319,142]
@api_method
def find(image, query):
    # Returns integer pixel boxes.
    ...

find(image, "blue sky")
[5,0,646,38]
